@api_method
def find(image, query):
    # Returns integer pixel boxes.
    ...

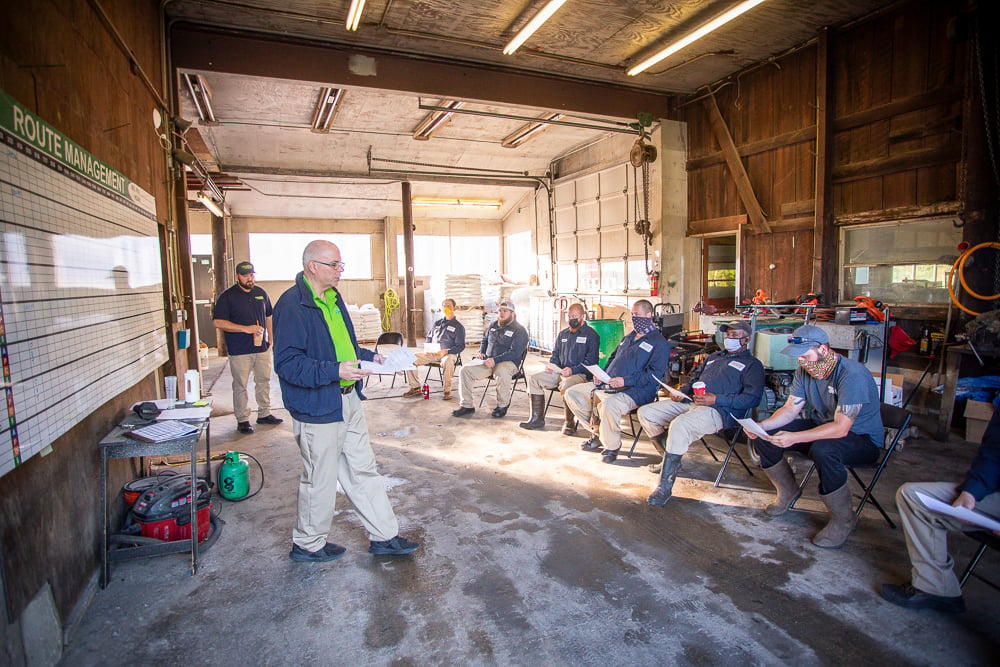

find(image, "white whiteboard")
[0,88,167,478]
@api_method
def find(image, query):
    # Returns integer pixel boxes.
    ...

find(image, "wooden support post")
[813,27,836,297]
[211,212,228,356]
[401,182,417,346]
[702,92,770,234]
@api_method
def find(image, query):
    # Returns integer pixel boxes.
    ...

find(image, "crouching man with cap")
[746,324,883,548]
[640,320,764,506]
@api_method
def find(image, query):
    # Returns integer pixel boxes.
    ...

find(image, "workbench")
[935,344,999,440]
[98,407,212,588]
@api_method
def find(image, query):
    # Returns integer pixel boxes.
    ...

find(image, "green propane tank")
[219,451,249,500]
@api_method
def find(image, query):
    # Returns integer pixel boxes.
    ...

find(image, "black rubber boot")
[562,405,577,435]
[647,453,683,506]
[519,394,546,430]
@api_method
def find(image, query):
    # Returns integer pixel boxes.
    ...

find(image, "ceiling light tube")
[182,72,216,123]
[197,191,225,217]
[627,0,768,76]
[503,0,568,55]
[346,0,366,31]
[412,197,503,210]
[412,101,465,140]
[502,113,565,148]
[311,87,344,132]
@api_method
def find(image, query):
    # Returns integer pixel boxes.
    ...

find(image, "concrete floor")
[62,350,999,666]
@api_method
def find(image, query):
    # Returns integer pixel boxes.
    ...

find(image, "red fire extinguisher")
[649,271,659,297]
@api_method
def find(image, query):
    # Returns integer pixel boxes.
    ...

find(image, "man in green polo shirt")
[273,240,420,561]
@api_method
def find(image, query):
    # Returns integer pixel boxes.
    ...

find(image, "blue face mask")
[631,315,657,335]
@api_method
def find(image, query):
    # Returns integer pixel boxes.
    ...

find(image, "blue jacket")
[272,272,374,423]
[427,317,465,356]
[604,330,671,406]
[479,319,529,366]
[682,349,765,428]
[550,323,600,379]
[960,404,1000,501]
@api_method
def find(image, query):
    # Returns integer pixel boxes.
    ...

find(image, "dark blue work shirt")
[427,317,466,356]
[550,323,600,379]
[213,284,272,356]
[682,348,765,428]
[480,319,529,366]
[960,404,1000,501]
[604,330,671,406]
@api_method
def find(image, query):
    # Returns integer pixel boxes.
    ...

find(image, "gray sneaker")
[289,542,346,562]
[368,535,420,555]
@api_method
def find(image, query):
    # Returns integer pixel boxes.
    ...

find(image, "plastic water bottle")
[422,384,429,399]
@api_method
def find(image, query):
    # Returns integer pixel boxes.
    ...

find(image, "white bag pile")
[445,274,483,307]
[456,308,485,345]
[349,304,383,342]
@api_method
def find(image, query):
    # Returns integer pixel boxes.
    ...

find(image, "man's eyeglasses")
[313,259,346,271]
[787,336,824,346]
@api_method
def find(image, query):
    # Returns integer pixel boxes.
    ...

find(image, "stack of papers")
[360,347,417,373]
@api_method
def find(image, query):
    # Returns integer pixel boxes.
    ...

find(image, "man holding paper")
[563,300,670,463]
[746,324,883,549]
[452,300,528,419]
[881,404,1000,613]
[520,303,599,433]
[641,320,764,505]
[403,298,466,400]
[273,240,420,562]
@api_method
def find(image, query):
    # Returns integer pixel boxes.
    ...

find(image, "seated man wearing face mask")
[563,300,671,464]
[519,302,600,433]
[640,320,765,506]
[746,324,883,549]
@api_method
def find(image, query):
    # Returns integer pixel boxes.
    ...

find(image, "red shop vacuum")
[127,475,212,542]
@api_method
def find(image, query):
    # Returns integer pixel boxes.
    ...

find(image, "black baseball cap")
[235,261,254,275]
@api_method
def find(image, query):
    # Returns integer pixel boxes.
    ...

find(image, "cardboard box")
[871,373,905,407]
[965,400,996,444]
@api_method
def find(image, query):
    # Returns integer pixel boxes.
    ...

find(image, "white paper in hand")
[424,342,441,353]
[360,347,417,373]
[651,374,690,401]
[585,364,612,384]
[735,417,770,440]
[915,491,1000,532]
[545,363,563,373]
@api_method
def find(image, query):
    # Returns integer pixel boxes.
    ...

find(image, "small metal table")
[98,407,211,588]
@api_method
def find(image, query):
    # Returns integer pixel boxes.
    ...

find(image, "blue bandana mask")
[631,316,657,335]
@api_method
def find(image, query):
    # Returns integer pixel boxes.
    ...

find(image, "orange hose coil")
[947,242,1000,316]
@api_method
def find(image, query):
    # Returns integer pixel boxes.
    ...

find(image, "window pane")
[578,261,599,292]
[190,234,212,256]
[397,235,500,277]
[627,260,648,291]
[556,263,576,291]
[840,218,961,303]
[452,237,499,275]
[249,233,371,280]
[505,231,533,281]
[602,261,624,292]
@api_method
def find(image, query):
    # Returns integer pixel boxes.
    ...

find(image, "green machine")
[590,319,625,368]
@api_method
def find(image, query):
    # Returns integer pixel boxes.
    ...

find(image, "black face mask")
[568,318,581,329]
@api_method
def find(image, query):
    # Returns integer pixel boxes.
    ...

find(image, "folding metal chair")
[478,349,529,407]
[700,408,756,487]
[366,331,404,388]
[959,531,1000,591]
[423,353,462,385]
[788,403,911,528]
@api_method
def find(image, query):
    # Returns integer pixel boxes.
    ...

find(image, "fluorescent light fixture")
[311,87,344,132]
[411,197,503,210]
[627,0,768,76]
[197,191,225,217]
[503,0,568,55]
[181,73,216,123]
[412,101,464,140]
[346,0,366,31]
[502,112,565,148]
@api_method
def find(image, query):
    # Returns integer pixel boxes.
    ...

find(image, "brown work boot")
[813,483,857,548]
[763,460,802,516]
[402,387,422,398]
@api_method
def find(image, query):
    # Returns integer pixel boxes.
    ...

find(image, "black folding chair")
[479,349,529,407]
[423,353,462,386]
[788,403,911,528]
[959,531,1000,591]
[700,408,756,487]
[366,331,404,389]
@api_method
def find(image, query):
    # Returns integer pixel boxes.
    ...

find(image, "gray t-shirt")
[790,356,884,445]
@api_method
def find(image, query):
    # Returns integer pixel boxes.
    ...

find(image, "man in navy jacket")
[881,403,1000,613]
[520,302,600,433]
[273,240,419,562]
[564,300,671,464]
[452,300,528,419]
